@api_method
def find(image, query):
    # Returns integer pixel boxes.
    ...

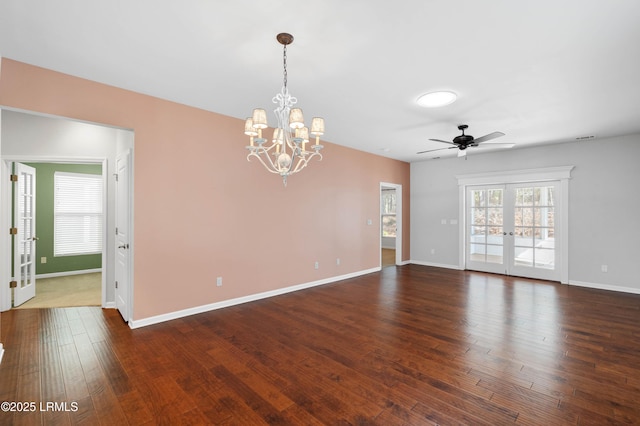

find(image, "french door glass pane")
[469,188,504,266]
[513,185,556,271]
[487,245,503,264]
[471,226,486,243]
[535,248,555,269]
[471,208,485,225]
[488,208,502,225]
[488,189,502,206]
[514,247,533,267]
[470,244,486,262]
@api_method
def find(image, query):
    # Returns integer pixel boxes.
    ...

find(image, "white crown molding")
[456,166,575,186]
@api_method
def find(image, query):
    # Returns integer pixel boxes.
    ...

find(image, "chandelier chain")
[283,44,288,89]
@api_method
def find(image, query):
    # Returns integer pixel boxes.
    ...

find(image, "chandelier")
[244,33,325,186]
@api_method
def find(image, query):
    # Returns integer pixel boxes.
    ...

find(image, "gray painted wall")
[411,133,640,293]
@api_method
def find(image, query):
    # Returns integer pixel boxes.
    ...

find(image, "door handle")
[118,244,129,249]
[31,236,40,241]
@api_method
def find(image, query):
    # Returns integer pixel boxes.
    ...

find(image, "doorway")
[466,182,560,281]
[10,161,105,308]
[0,110,134,323]
[380,182,402,267]
[457,166,573,283]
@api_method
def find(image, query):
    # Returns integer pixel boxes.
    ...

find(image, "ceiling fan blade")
[416,146,458,154]
[458,149,467,157]
[429,138,458,146]
[476,143,515,149]
[473,131,505,144]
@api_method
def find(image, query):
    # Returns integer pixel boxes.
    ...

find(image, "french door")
[13,163,37,306]
[466,181,561,281]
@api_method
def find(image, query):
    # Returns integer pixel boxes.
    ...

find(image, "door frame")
[380,182,403,267]
[456,166,574,284]
[0,156,108,311]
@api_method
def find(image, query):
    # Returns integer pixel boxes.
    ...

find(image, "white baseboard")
[104,302,116,309]
[129,267,380,329]
[37,268,102,279]
[409,266,640,294]
[410,260,462,270]
[569,280,640,295]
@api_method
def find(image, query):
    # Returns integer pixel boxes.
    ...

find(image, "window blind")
[54,172,103,256]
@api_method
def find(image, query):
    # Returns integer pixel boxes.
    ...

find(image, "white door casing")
[115,150,132,322]
[13,163,37,306]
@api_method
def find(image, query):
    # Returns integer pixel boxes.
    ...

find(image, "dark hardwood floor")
[1,265,640,425]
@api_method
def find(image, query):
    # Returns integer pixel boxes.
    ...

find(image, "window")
[381,189,396,237]
[54,172,103,256]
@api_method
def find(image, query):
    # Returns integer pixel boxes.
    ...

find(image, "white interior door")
[13,163,37,307]
[115,150,131,322]
[466,182,561,281]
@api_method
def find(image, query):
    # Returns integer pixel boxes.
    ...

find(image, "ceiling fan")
[417,124,514,157]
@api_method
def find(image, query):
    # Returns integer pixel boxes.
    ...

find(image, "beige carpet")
[14,273,101,309]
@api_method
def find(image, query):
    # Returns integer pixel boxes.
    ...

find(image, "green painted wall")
[24,163,103,275]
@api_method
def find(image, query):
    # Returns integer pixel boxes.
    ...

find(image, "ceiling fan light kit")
[417,124,513,158]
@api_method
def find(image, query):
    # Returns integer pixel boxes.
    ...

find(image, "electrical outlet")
[315,261,319,270]
[216,276,223,286]
[601,265,608,273]
[41,257,47,264]
[336,258,340,266]
[430,249,435,255]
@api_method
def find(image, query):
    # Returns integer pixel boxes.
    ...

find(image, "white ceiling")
[1,0,639,162]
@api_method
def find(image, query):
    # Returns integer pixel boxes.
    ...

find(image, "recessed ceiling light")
[417,91,457,108]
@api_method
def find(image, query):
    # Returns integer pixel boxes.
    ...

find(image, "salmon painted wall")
[0,58,410,320]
